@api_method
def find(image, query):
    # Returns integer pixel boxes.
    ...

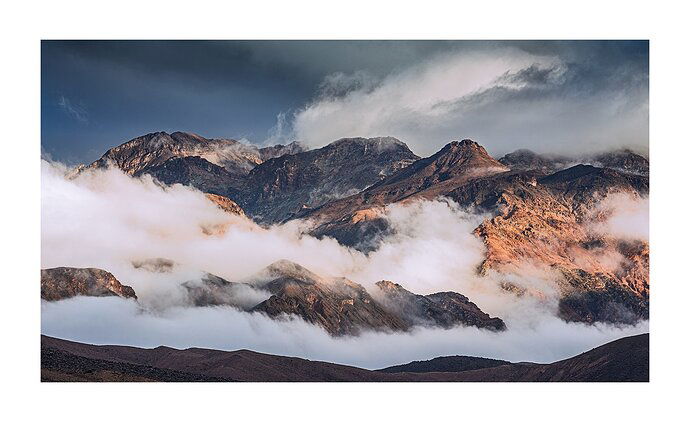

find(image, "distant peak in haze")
[499,147,648,175]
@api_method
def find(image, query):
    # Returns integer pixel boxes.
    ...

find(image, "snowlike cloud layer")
[41,162,649,368]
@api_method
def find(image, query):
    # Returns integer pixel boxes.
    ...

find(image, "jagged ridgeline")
[77,131,648,327]
[41,260,505,337]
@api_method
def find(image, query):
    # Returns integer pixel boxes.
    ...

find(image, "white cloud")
[286,48,647,157]
[589,193,649,241]
[41,162,648,366]
[41,296,648,370]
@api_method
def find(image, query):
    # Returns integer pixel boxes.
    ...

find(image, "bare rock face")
[88,132,414,225]
[251,260,410,336]
[88,132,305,203]
[240,137,419,223]
[301,139,510,249]
[258,142,304,161]
[452,166,649,324]
[143,156,245,198]
[375,281,506,331]
[248,260,503,336]
[41,267,137,301]
[90,131,262,177]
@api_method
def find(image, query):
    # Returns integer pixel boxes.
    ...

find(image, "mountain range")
[81,131,650,326]
[43,130,650,381]
[41,260,505,336]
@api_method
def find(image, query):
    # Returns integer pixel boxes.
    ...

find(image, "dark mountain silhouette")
[41,333,649,382]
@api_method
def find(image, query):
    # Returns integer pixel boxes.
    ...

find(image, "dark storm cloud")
[41,40,648,164]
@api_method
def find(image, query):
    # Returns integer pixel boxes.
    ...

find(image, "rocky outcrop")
[258,142,303,161]
[180,273,268,309]
[41,267,137,301]
[144,156,245,198]
[249,260,503,336]
[375,281,505,331]
[205,193,245,217]
[250,261,410,336]
[90,131,262,177]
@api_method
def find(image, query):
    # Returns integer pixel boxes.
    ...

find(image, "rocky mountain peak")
[169,131,212,143]
[258,141,304,161]
[589,149,649,175]
[258,260,324,285]
[375,280,408,294]
[448,138,481,149]
[498,149,571,174]
[440,139,496,160]
[378,139,508,187]
[329,136,408,151]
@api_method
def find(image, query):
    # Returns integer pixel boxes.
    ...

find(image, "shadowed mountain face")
[498,149,573,174]
[41,333,649,382]
[88,131,304,206]
[88,132,417,224]
[378,355,510,373]
[240,137,419,223]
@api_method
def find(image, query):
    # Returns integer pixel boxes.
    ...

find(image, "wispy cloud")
[57,95,88,123]
[285,48,647,157]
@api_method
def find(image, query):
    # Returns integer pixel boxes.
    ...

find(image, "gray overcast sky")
[42,40,648,164]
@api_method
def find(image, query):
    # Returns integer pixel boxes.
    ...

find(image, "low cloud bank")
[41,161,649,365]
[41,297,648,370]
